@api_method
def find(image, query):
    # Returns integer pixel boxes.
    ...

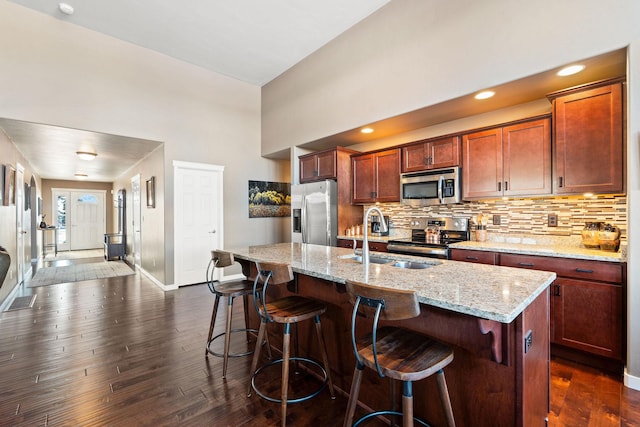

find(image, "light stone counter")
[451,240,626,263]
[229,242,555,324]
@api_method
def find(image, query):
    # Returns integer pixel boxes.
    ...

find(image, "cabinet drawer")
[450,249,497,265]
[500,253,622,283]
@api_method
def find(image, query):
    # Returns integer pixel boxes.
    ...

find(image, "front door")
[52,189,106,251]
[174,161,224,286]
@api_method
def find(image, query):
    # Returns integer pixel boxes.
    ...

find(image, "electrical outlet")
[548,213,558,227]
[492,214,501,225]
[524,330,533,353]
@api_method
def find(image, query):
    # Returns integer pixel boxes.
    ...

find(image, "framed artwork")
[248,180,291,218]
[146,176,155,208]
[3,165,15,206]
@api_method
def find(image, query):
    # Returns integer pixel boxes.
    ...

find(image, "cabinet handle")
[466,256,479,261]
[498,182,501,192]
[559,176,564,187]
[424,156,430,165]
[575,268,594,274]
[553,284,561,296]
[518,262,535,267]
[504,181,508,191]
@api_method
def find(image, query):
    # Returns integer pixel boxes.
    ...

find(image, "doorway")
[51,189,106,251]
[173,161,224,286]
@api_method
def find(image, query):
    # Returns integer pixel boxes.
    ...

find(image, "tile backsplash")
[366,194,627,241]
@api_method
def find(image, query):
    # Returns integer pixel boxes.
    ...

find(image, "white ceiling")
[7,0,391,86]
[3,0,391,181]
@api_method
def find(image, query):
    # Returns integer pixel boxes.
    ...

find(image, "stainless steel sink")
[391,260,433,269]
[338,254,394,264]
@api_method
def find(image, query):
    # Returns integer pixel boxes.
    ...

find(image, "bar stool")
[205,250,258,378]
[247,261,335,427]
[343,280,456,427]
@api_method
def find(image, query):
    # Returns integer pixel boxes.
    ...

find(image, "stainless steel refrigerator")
[291,180,338,246]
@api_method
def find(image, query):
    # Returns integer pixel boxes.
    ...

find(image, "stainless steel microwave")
[400,166,462,207]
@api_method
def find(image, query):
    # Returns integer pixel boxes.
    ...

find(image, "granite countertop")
[337,234,392,243]
[229,242,555,324]
[451,240,626,263]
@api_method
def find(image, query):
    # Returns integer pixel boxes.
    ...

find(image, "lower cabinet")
[336,238,387,252]
[452,249,625,363]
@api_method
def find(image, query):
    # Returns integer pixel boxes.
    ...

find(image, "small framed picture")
[3,165,15,206]
[146,176,155,208]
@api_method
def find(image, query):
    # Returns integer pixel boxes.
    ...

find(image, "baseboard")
[624,368,640,391]
[137,266,178,291]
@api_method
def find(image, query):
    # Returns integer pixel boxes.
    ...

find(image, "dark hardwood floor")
[0,259,638,426]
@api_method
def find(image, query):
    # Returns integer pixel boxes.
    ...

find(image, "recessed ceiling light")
[474,90,495,100]
[59,2,74,15]
[557,64,585,76]
[360,127,374,134]
[74,173,88,180]
[76,151,97,160]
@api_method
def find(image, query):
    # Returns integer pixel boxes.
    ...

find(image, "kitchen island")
[230,243,556,426]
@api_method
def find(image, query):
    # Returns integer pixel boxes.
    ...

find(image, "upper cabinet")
[547,78,624,195]
[462,117,551,199]
[299,147,357,183]
[401,136,460,173]
[352,148,401,204]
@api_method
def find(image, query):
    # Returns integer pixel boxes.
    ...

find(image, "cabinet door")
[503,118,551,196]
[299,155,318,183]
[552,278,623,360]
[316,150,337,180]
[374,149,401,202]
[450,249,497,265]
[430,136,461,169]
[553,82,623,194]
[352,154,376,204]
[402,142,429,173]
[462,128,503,199]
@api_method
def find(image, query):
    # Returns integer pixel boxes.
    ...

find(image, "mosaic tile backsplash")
[366,194,627,241]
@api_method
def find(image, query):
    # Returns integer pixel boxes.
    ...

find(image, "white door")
[52,189,106,251]
[131,175,141,269]
[70,191,105,250]
[15,164,25,284]
[174,161,224,286]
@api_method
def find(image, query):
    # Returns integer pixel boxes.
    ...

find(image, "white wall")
[0,2,290,288]
[261,0,640,387]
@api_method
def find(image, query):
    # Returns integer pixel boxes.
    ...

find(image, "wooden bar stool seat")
[247,261,335,427]
[205,250,258,378]
[343,280,456,427]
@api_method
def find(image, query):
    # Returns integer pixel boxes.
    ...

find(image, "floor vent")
[5,295,36,311]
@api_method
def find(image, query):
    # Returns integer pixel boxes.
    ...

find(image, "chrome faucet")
[362,206,388,268]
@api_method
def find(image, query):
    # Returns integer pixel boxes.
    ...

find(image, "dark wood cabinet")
[352,148,400,204]
[299,147,357,183]
[499,253,624,361]
[548,78,624,195]
[452,249,625,364]
[337,239,387,252]
[462,117,551,199]
[401,136,460,173]
[450,248,497,265]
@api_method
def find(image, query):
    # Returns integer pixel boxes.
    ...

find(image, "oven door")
[387,242,450,259]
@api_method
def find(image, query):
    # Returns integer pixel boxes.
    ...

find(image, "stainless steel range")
[387,217,470,259]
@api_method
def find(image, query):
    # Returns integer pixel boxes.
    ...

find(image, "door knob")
[208,230,217,234]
